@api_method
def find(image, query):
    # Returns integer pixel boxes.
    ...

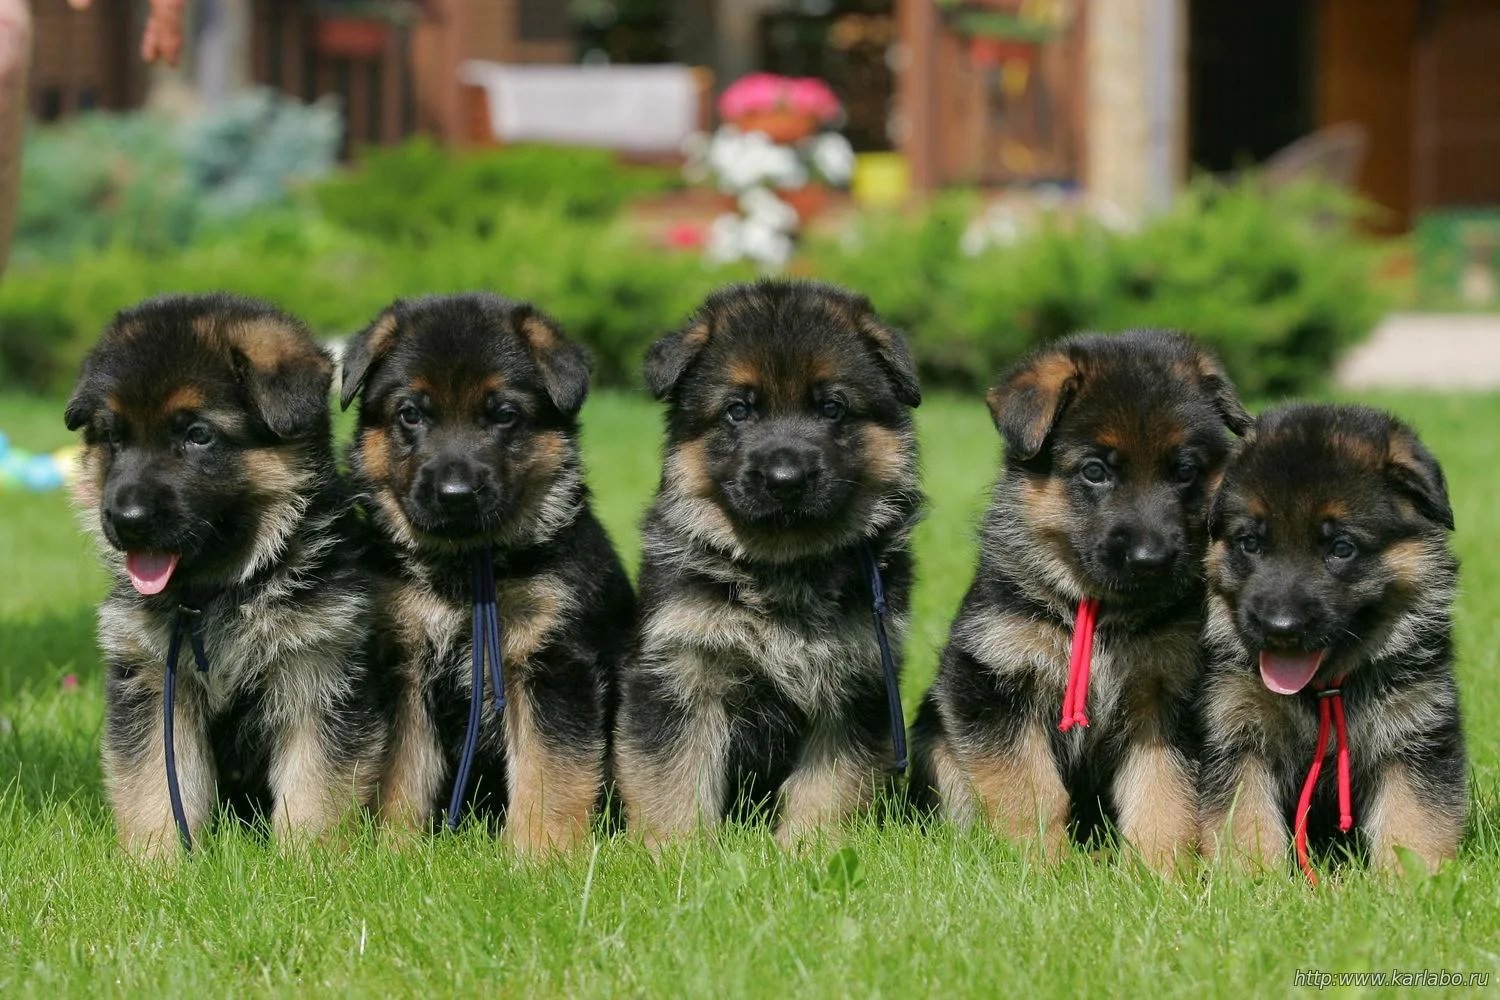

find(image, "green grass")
[1,388,1497,996]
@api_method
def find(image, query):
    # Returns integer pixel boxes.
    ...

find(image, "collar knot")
[1059,597,1100,732]
[1295,674,1354,884]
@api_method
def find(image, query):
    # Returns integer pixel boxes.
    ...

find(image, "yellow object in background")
[852,153,910,209]
[53,445,81,484]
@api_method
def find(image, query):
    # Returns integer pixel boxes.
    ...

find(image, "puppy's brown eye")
[1238,535,1262,555]
[819,399,846,421]
[397,404,423,428]
[1330,538,1356,560]
[1175,461,1198,485]
[1080,459,1110,484]
[725,401,751,423]
[185,424,214,448]
[493,404,520,429]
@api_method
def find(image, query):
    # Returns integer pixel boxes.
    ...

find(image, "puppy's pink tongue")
[1258,650,1325,695]
[125,552,179,596]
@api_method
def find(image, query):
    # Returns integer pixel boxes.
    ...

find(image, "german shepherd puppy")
[1198,403,1466,874]
[341,293,633,853]
[614,280,923,845]
[65,294,384,857]
[910,331,1250,869]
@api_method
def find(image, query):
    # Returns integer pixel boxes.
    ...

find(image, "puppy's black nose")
[763,459,809,500]
[434,462,476,499]
[1125,537,1174,571]
[1251,607,1311,642]
[1107,526,1177,574]
[106,486,157,542]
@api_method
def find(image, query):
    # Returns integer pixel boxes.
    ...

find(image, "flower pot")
[780,184,831,223]
[732,110,819,145]
[969,36,1039,67]
[313,17,391,59]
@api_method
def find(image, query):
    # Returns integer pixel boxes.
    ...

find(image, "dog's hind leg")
[1113,736,1198,872]
[1198,753,1288,871]
[615,657,731,848]
[964,720,1071,860]
[776,716,884,844]
[376,678,444,833]
[1365,762,1464,875]
[268,662,382,843]
[503,670,603,856]
[104,661,217,859]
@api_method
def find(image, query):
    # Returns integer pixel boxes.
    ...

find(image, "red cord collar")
[1294,676,1354,884]
[1059,597,1100,732]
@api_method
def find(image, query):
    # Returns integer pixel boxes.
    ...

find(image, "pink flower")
[719,73,787,120]
[62,674,79,691]
[665,222,706,250]
[786,78,841,122]
[718,73,842,124]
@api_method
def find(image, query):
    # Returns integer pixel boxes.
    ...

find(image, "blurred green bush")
[2,122,1386,399]
[14,89,340,264]
[311,139,680,243]
[808,178,1388,398]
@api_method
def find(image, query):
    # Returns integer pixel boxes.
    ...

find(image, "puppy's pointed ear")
[340,308,401,412]
[986,347,1080,461]
[64,355,98,431]
[858,313,921,407]
[644,321,711,401]
[1194,347,1253,436]
[1386,422,1454,530]
[516,307,591,417]
[225,316,334,440]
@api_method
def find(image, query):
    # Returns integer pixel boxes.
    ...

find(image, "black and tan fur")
[1197,403,1466,874]
[341,293,633,854]
[614,280,924,845]
[65,294,384,857]
[911,331,1250,870]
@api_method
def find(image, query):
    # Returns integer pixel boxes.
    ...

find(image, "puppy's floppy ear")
[340,307,401,411]
[1386,422,1454,530]
[858,313,921,407]
[516,306,591,417]
[986,347,1080,461]
[223,316,335,440]
[64,354,99,431]
[1193,347,1253,436]
[644,320,711,401]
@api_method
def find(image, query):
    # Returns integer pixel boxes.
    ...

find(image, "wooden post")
[898,0,940,191]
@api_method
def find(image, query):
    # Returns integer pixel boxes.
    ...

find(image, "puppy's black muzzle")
[409,455,502,535]
[1240,580,1330,653]
[732,441,835,523]
[102,469,184,552]
[1095,520,1186,589]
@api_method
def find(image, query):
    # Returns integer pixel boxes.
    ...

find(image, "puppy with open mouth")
[910,330,1250,869]
[66,294,384,857]
[1197,404,1466,878]
[342,293,633,853]
[614,280,923,844]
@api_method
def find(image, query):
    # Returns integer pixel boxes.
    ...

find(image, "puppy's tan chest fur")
[101,587,367,719]
[1202,670,1455,758]
[381,574,573,683]
[642,582,893,714]
[956,606,1200,727]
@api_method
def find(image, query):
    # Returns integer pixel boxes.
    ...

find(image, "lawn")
[1,388,1497,997]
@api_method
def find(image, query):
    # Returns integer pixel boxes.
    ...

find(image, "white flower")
[738,218,794,268]
[703,212,793,269]
[960,203,1025,256]
[702,125,811,192]
[807,132,855,186]
[705,213,748,265]
[739,186,799,232]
